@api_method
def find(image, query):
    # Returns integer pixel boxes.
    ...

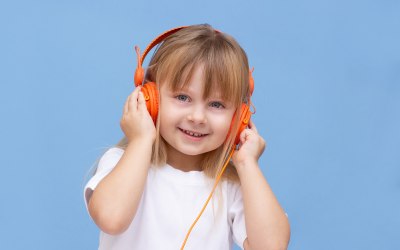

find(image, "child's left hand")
[232,120,266,168]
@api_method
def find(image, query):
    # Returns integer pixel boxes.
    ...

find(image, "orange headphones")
[133,26,255,146]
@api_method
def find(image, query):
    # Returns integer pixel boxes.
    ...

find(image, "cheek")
[159,98,174,122]
[213,113,235,135]
[158,103,170,137]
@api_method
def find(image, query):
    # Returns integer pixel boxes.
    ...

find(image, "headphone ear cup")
[140,82,159,124]
[234,104,251,145]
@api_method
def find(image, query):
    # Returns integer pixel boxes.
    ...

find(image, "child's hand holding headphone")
[120,86,156,144]
[232,120,266,169]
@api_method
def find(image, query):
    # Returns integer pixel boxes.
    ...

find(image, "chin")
[176,145,209,156]
[179,142,223,155]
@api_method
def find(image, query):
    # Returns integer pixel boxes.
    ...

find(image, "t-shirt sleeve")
[227,181,247,249]
[83,147,125,211]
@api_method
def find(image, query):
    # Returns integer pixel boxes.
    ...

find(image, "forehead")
[156,48,245,107]
[164,64,226,99]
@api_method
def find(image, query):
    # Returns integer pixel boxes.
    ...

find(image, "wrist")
[127,136,154,148]
[234,158,258,172]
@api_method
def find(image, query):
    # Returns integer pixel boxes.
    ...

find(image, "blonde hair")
[115,24,251,182]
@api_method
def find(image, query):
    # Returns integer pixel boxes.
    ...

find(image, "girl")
[84,24,290,250]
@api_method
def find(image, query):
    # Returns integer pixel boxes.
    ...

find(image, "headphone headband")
[139,26,188,67]
[134,26,187,86]
[138,26,222,67]
[134,25,254,96]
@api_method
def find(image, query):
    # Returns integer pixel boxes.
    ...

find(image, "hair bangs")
[154,35,249,109]
[201,48,246,108]
[157,49,202,93]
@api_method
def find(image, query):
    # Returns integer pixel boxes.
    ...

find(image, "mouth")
[178,128,208,138]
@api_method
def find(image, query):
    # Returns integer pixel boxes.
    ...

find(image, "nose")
[187,105,207,124]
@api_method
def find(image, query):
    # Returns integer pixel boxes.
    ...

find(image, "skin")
[87,65,290,249]
[159,66,236,172]
[234,121,291,250]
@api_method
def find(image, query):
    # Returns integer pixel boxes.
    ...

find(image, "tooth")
[182,129,204,137]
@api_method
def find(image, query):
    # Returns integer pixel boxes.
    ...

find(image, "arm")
[238,161,290,250]
[233,121,290,250]
[88,86,156,235]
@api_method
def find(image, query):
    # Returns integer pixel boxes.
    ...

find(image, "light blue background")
[1,0,399,249]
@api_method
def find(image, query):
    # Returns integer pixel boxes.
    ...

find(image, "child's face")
[159,65,236,163]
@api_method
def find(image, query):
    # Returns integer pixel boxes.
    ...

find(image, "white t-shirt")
[84,147,247,250]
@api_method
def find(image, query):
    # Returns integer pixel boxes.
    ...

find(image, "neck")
[165,146,204,172]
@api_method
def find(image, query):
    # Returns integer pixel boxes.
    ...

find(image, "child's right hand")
[120,86,156,143]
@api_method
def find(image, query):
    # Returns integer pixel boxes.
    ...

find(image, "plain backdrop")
[1,0,399,249]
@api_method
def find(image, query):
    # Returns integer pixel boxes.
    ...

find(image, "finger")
[123,94,130,114]
[124,87,139,113]
[248,119,258,133]
[137,91,148,112]
[128,86,141,112]
[239,128,250,144]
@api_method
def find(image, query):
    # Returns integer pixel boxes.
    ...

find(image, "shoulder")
[224,179,247,245]
[96,147,125,173]
[102,146,125,158]
[83,147,125,209]
[224,179,243,206]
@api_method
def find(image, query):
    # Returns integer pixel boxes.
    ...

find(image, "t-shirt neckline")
[155,163,210,186]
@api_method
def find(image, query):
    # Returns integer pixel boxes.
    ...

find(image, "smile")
[179,128,208,138]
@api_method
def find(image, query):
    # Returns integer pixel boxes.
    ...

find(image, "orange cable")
[180,147,236,250]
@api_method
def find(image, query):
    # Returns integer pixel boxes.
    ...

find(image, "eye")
[210,101,225,109]
[175,94,190,102]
